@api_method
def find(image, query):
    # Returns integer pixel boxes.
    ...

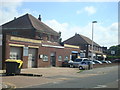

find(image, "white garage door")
[10,47,22,60]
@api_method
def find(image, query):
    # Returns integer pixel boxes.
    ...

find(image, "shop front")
[2,35,80,69]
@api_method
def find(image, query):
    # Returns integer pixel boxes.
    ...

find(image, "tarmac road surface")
[26,66,119,88]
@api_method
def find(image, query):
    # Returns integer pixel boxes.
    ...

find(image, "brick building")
[63,34,106,60]
[1,14,80,69]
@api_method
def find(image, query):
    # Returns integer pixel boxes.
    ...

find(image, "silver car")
[78,61,93,70]
[69,58,89,68]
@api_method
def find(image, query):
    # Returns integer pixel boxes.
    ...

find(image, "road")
[27,66,119,88]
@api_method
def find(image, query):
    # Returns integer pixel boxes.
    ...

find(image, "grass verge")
[77,70,84,73]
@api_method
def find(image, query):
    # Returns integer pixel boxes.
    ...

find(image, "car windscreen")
[81,62,86,64]
[84,59,88,61]
[75,59,82,62]
[93,60,98,63]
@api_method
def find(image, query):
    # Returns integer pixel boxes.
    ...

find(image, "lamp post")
[91,21,97,60]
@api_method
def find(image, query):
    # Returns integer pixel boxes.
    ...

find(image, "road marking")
[94,85,107,88]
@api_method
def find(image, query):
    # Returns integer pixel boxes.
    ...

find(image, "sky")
[0,0,119,48]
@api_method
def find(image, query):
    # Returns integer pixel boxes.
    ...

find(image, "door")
[28,48,37,68]
[28,54,32,68]
[50,53,56,67]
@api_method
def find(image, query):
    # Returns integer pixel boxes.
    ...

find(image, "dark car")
[101,60,109,64]
[111,59,120,63]
[92,60,102,64]
[62,60,73,67]
[62,60,69,67]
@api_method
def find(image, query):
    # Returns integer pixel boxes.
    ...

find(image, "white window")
[43,55,48,61]
[10,52,17,59]
[58,56,62,61]
[64,56,69,60]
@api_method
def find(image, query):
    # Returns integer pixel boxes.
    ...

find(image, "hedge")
[107,55,120,60]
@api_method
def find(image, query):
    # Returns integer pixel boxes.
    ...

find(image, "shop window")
[58,56,62,61]
[10,52,18,59]
[43,55,48,61]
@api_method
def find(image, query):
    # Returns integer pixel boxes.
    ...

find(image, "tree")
[107,45,120,59]
[108,45,120,56]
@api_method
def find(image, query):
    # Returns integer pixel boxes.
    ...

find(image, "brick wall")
[2,35,80,69]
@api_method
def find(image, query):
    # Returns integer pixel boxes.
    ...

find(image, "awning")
[72,51,78,53]
[9,44,24,47]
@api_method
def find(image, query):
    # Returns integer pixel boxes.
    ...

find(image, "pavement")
[2,67,81,89]
[0,63,119,89]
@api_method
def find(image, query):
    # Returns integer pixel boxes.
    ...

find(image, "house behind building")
[63,33,106,60]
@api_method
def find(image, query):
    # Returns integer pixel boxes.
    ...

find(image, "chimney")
[38,15,41,21]
[75,33,78,36]
[14,17,16,20]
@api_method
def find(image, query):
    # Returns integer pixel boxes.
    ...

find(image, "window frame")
[58,55,62,61]
[43,55,48,61]
[64,56,69,60]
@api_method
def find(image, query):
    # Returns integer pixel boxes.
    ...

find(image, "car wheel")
[70,64,73,68]
[79,66,83,70]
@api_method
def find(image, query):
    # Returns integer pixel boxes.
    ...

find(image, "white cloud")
[44,19,118,48]
[0,0,41,25]
[76,6,96,15]
[84,6,96,15]
[0,0,24,45]
[0,0,23,25]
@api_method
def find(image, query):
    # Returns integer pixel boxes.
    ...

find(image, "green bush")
[107,55,120,60]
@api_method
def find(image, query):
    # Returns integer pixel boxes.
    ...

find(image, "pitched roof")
[2,13,60,36]
[63,34,100,47]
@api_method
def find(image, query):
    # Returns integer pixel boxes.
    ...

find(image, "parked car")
[111,59,120,63]
[69,61,80,68]
[62,60,69,67]
[88,60,96,65]
[69,58,89,68]
[62,60,73,67]
[61,60,69,67]
[92,60,102,64]
[74,58,89,62]
[78,61,93,70]
[101,60,109,64]
[106,60,112,64]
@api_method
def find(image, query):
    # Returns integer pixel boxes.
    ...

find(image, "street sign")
[23,47,28,56]
[111,51,115,55]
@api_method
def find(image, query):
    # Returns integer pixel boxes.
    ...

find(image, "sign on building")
[111,51,115,55]
[23,47,28,56]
